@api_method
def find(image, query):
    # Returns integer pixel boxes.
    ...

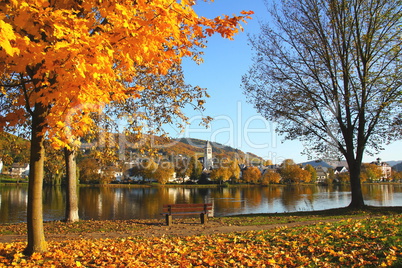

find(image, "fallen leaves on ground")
[0,215,401,267]
[0,219,160,236]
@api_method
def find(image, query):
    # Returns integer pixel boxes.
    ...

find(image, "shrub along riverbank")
[0,206,401,267]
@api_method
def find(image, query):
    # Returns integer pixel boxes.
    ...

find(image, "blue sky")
[172,0,401,164]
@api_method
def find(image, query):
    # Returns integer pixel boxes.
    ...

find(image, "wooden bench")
[161,203,212,226]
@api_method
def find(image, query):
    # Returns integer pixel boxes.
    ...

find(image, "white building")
[315,166,329,183]
[10,163,30,178]
[203,141,213,170]
[334,166,348,174]
[371,158,392,180]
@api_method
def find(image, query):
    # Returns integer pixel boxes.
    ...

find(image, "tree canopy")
[0,0,252,146]
[243,0,401,208]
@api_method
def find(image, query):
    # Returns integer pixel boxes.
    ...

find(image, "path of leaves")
[0,216,401,267]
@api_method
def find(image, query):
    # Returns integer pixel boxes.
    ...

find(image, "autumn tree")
[0,0,252,254]
[174,157,191,183]
[392,170,402,182]
[298,168,312,183]
[142,159,159,182]
[261,169,281,185]
[126,164,144,181]
[336,172,350,184]
[243,0,401,208]
[189,156,203,182]
[304,164,317,183]
[154,161,175,184]
[327,168,335,184]
[77,158,100,184]
[0,132,30,167]
[278,159,308,184]
[210,166,230,183]
[360,163,383,182]
[264,160,273,166]
[242,166,261,184]
[228,159,241,182]
[43,142,64,186]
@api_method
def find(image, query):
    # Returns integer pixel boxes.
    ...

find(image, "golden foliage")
[0,0,253,147]
[361,163,384,182]
[242,166,261,183]
[261,169,281,185]
[279,159,310,183]
[153,161,174,184]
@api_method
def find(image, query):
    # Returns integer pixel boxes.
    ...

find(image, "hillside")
[393,162,402,171]
[81,133,265,163]
[151,136,265,162]
[300,160,334,168]
[175,138,244,155]
[387,160,402,168]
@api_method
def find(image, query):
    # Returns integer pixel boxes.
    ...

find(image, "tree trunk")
[347,162,365,209]
[24,104,47,255]
[64,147,79,222]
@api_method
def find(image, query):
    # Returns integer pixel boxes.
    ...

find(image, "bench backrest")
[162,203,213,215]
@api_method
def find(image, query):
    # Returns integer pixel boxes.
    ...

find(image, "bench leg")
[200,213,207,224]
[166,214,172,226]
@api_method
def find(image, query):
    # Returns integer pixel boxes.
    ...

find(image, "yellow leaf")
[0,20,19,56]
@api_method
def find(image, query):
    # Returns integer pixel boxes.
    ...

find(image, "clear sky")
[171,0,401,164]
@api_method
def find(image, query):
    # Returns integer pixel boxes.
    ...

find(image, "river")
[0,184,401,224]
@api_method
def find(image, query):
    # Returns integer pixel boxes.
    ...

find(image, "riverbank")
[0,206,401,267]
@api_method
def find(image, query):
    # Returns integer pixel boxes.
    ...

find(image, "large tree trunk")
[347,160,365,209]
[64,147,79,222]
[24,104,47,255]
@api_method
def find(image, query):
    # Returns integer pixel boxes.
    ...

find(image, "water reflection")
[364,184,402,206]
[0,184,401,224]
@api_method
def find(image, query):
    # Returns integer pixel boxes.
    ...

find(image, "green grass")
[216,206,402,226]
[0,175,28,184]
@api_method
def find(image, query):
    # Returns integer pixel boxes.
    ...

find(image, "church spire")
[204,141,212,170]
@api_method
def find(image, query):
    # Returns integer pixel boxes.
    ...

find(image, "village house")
[315,166,329,184]
[334,166,348,174]
[10,163,30,178]
[371,158,392,181]
[99,166,124,181]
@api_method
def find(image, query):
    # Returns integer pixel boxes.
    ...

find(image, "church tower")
[204,141,213,170]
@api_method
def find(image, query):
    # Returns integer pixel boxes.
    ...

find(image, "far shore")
[1,181,402,188]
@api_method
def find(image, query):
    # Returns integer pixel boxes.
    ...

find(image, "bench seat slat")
[162,211,208,214]
[161,212,205,216]
[163,203,212,208]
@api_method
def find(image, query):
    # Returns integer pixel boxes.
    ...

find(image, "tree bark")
[24,104,47,255]
[64,147,79,222]
[344,152,364,209]
[347,160,365,209]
